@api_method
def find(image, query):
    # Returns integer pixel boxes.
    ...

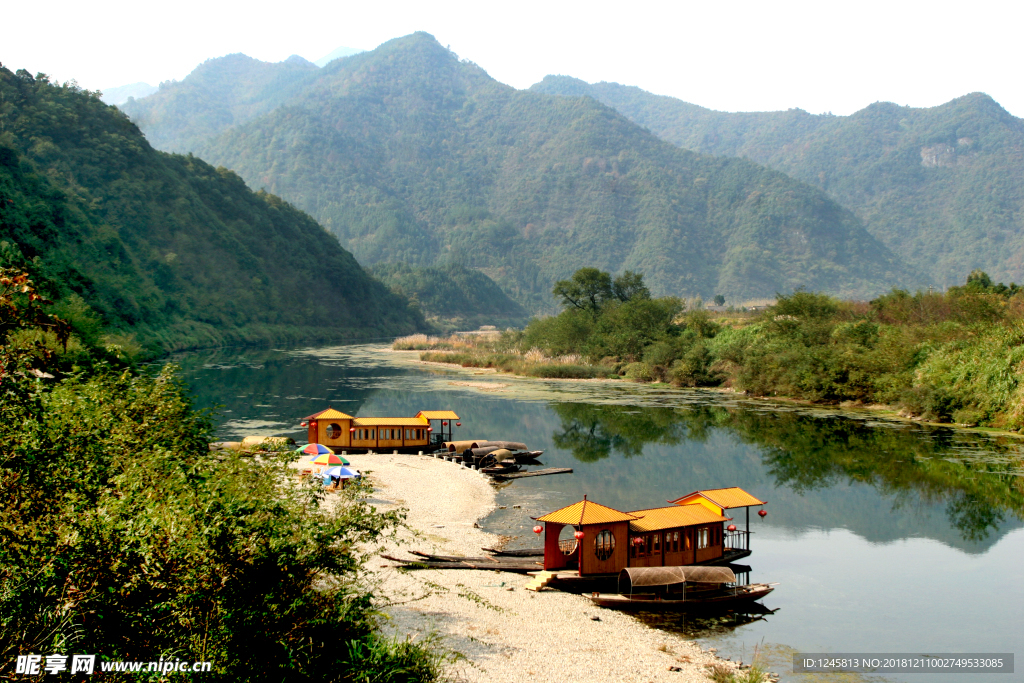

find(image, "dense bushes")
[1,269,443,681]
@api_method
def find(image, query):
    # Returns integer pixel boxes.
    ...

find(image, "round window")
[325,423,342,439]
[594,530,615,561]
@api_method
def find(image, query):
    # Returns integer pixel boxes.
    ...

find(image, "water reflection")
[636,602,780,639]
[551,403,1024,543]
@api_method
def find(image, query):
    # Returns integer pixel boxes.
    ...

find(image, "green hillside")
[119,53,320,153]
[0,66,423,352]
[530,76,1024,288]
[124,33,919,309]
[370,262,528,330]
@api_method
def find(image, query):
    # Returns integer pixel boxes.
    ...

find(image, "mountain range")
[0,66,422,352]
[530,76,1024,288]
[120,33,918,310]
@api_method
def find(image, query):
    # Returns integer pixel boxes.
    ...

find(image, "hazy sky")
[6,0,1022,117]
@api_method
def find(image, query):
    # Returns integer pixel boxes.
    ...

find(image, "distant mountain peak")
[285,54,316,67]
[313,45,363,68]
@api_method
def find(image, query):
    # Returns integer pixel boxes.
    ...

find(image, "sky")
[5,0,1022,117]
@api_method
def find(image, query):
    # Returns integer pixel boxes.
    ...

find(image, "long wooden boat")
[381,554,542,573]
[589,583,775,611]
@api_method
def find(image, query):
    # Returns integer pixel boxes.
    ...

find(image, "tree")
[553,268,613,313]
[613,271,651,302]
[713,294,725,306]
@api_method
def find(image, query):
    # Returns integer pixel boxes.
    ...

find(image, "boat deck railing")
[725,529,751,551]
[559,539,578,556]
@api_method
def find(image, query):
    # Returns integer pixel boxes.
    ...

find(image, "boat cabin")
[534,487,766,577]
[300,407,459,453]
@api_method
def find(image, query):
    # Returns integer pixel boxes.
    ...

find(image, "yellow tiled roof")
[535,499,638,525]
[417,410,460,420]
[353,417,430,427]
[305,407,354,420]
[669,487,767,509]
[627,505,731,533]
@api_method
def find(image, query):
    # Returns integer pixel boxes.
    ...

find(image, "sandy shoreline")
[340,451,742,683]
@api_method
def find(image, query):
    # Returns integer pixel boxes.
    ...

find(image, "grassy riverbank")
[395,269,1024,432]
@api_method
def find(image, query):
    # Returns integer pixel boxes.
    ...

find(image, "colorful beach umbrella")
[324,466,361,479]
[296,443,334,456]
[309,452,350,466]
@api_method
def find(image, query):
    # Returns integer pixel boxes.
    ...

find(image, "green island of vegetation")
[399,267,1024,432]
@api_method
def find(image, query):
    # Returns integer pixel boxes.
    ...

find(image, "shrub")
[524,363,607,379]
[670,342,720,387]
[623,361,654,381]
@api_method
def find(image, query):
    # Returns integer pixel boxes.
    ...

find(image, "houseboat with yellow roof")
[300,407,460,453]
[533,487,767,577]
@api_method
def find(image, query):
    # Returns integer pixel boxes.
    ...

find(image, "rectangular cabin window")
[653,533,660,553]
[698,528,710,549]
[672,532,679,552]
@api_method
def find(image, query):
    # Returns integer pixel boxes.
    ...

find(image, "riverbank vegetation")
[1,268,446,681]
[398,268,1024,431]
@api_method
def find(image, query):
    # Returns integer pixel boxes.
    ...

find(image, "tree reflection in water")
[551,403,1024,542]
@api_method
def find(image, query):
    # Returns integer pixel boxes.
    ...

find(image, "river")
[171,343,1024,682]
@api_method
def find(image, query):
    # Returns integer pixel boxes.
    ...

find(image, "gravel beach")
[340,451,741,683]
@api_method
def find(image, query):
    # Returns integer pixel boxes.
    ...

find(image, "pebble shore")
[340,451,739,683]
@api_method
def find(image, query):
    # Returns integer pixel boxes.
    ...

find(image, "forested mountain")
[531,76,1024,288]
[0,66,423,352]
[119,53,321,153]
[370,262,528,330]
[122,33,920,309]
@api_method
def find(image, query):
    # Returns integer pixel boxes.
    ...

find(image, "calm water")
[171,344,1024,682]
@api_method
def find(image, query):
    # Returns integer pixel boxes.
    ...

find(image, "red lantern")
[573,530,584,540]
[456,422,461,427]
[758,509,767,518]
[442,421,448,426]
[632,537,642,546]
[300,421,308,427]
[310,421,317,428]
[533,525,543,534]
[427,427,433,432]
[349,427,355,433]
[727,524,736,532]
